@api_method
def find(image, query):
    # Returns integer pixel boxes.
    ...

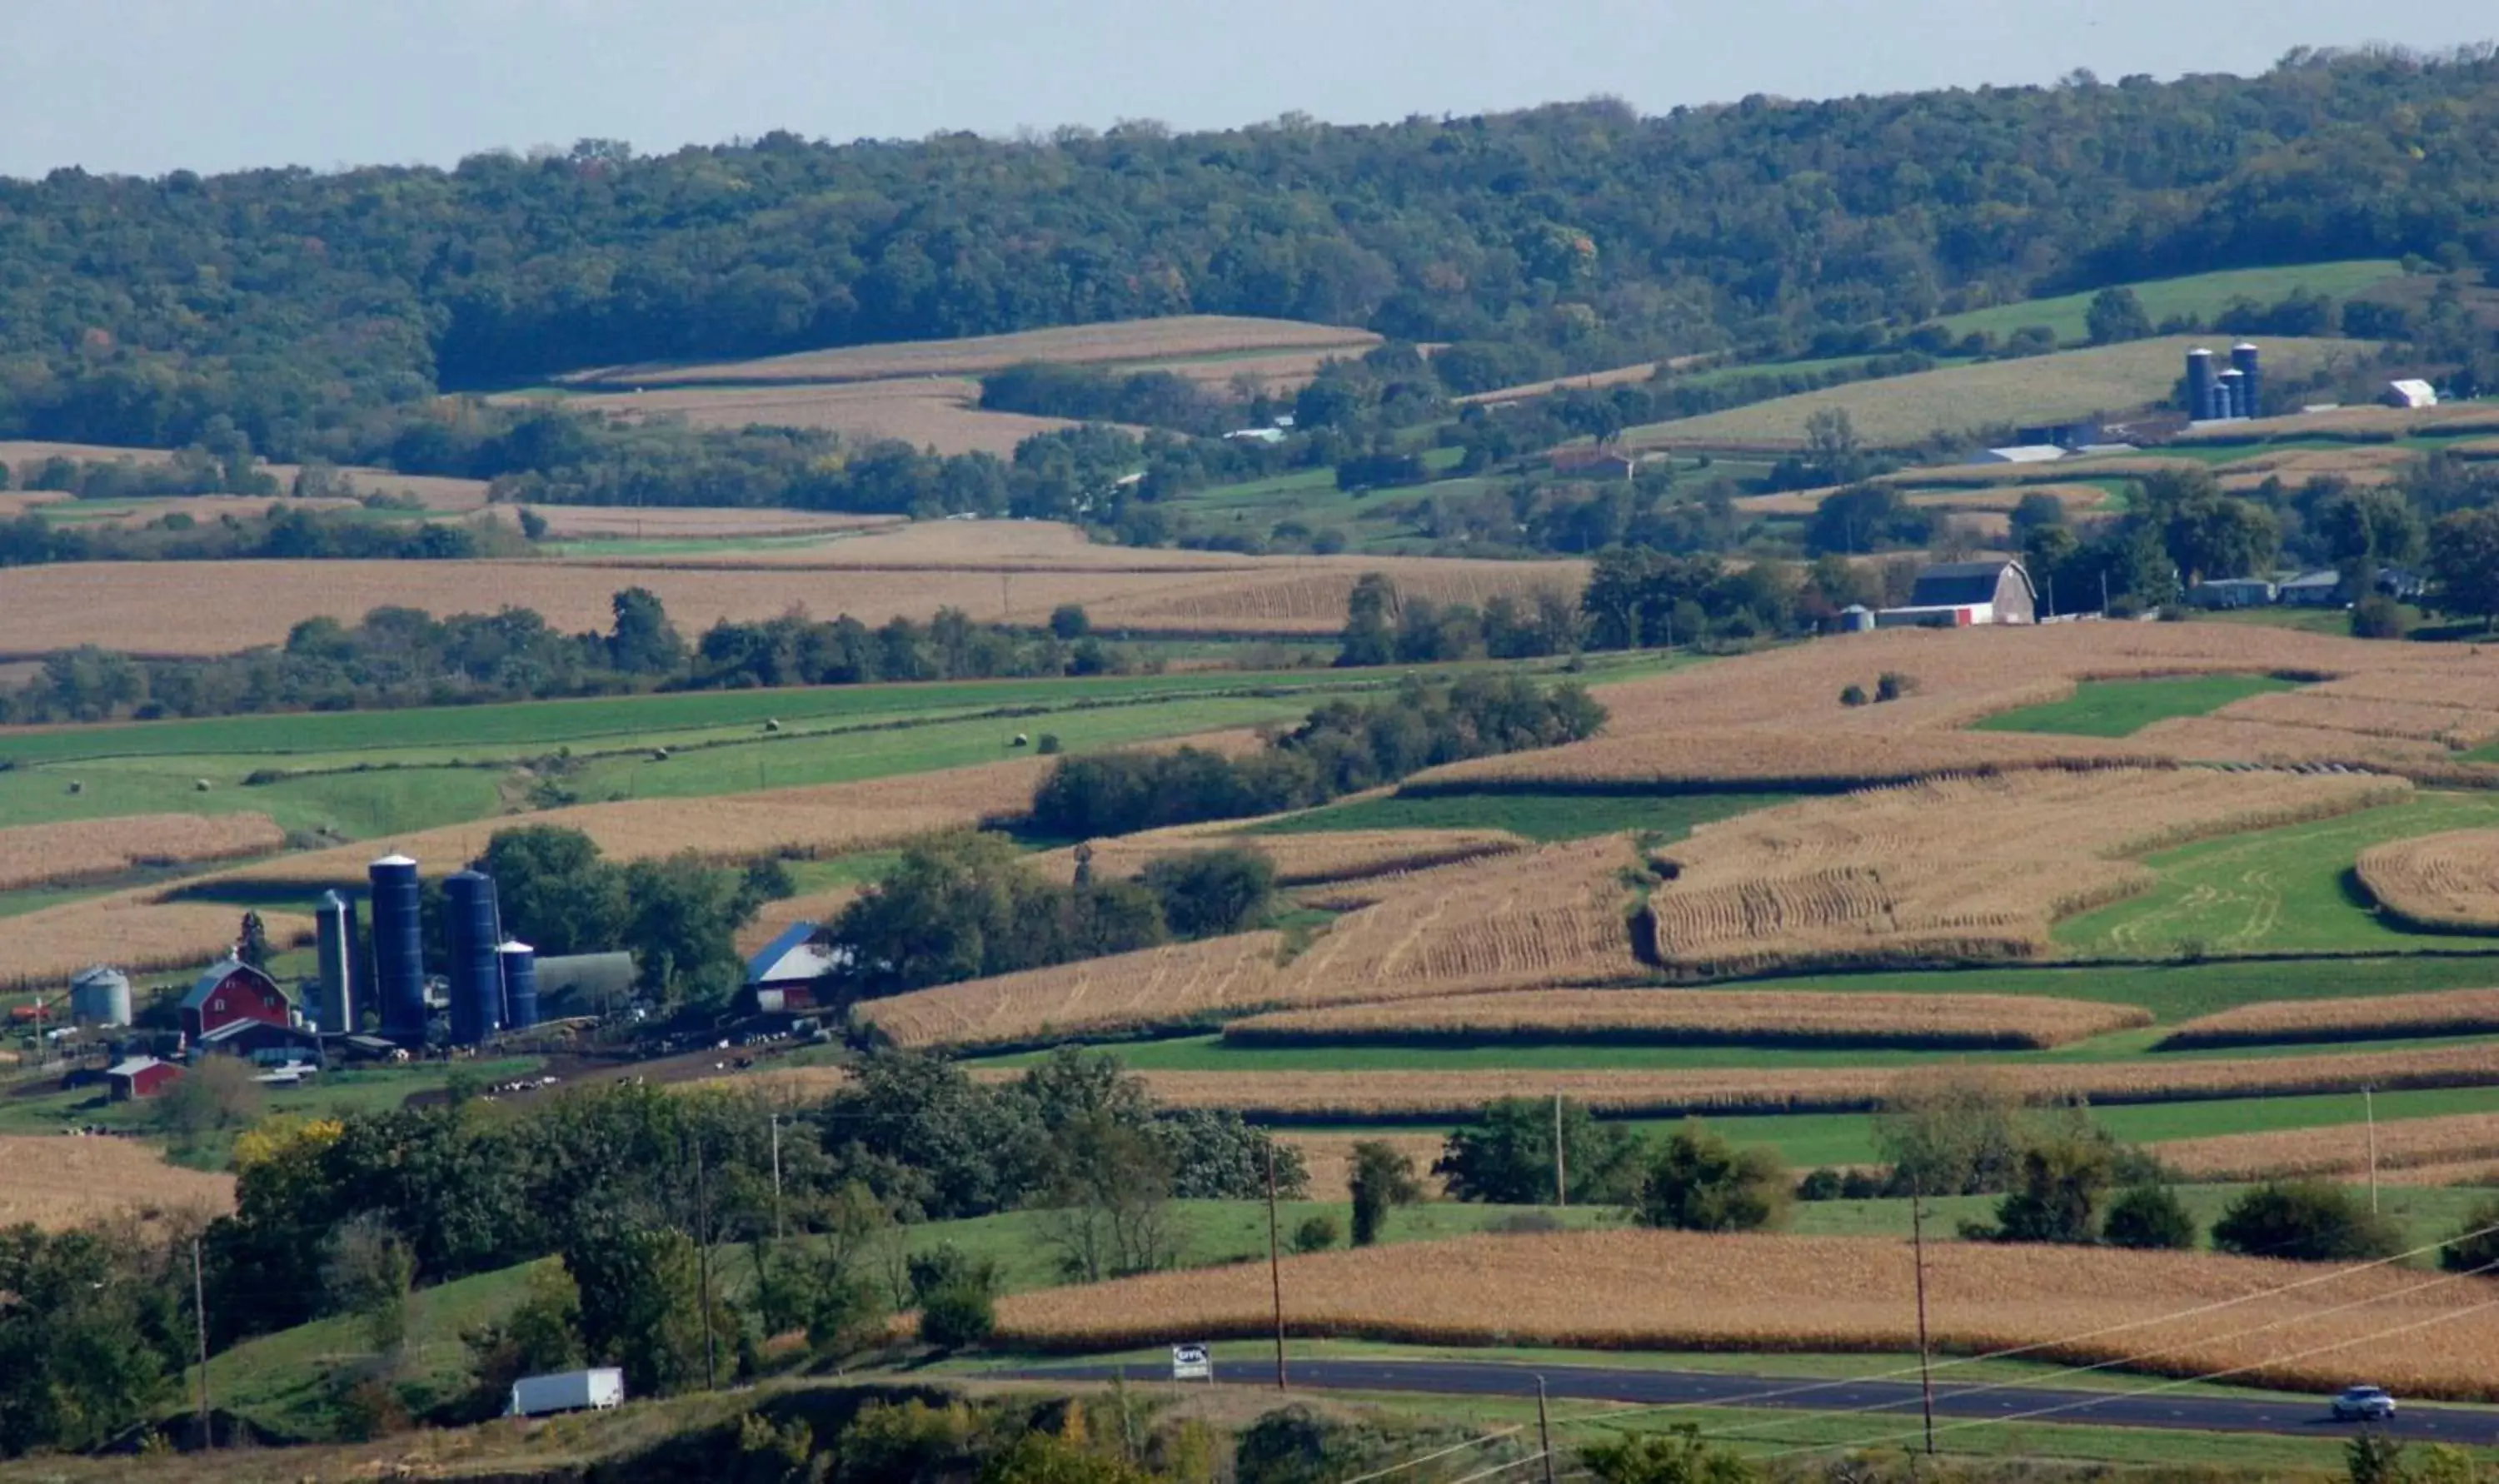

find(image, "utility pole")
[1553,1093,1568,1208]
[2099,570,2111,616]
[770,1113,786,1241]
[192,1237,212,1448]
[1265,1139,1287,1392]
[1536,1376,1557,1484]
[696,1137,718,1392]
[1912,1193,1936,1457]
[2366,1086,2380,1215]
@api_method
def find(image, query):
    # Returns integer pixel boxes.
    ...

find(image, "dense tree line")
[1027,675,1606,838]
[825,834,1280,1003]
[5,50,2499,491]
[466,826,782,1008]
[189,1048,1291,1352]
[0,499,511,570]
[0,587,1139,725]
[1333,573,1585,665]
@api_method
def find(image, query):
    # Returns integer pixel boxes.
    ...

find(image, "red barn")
[107,1056,182,1101]
[180,958,292,1041]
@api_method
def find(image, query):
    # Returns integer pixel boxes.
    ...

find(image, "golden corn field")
[0,892,312,991]
[1639,769,2402,979]
[2150,1111,2499,1183]
[993,1230,2499,1400]
[860,931,1293,1049]
[736,886,865,955]
[0,1134,236,1230]
[214,757,1061,890]
[0,540,1589,655]
[2356,830,2499,933]
[1281,1133,1450,1202]
[863,835,1648,1048]
[2160,988,2499,1050]
[0,812,285,891]
[559,315,1380,386]
[1105,1041,2499,1118]
[1224,989,2149,1051]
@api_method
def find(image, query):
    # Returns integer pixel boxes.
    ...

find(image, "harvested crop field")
[1626,336,2368,449]
[558,316,1380,386]
[1221,989,2151,1051]
[0,1134,235,1230]
[1421,620,2499,793]
[1281,1133,1449,1202]
[2151,1111,2499,1183]
[1639,769,2403,979]
[512,379,1120,458]
[737,887,865,955]
[0,812,284,890]
[2357,829,2499,933]
[520,505,905,540]
[1104,1041,2499,1119]
[1025,824,1529,889]
[213,757,1060,889]
[1737,482,2112,518]
[1456,361,1668,407]
[862,835,1649,1048]
[2159,988,2499,1050]
[991,1229,2499,1400]
[0,547,1586,655]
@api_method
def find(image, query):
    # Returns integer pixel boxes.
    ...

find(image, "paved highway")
[1015,1357,2499,1445]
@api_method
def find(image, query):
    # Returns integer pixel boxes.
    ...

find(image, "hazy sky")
[2,0,2491,179]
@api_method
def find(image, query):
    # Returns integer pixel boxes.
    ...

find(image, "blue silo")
[2217,368,2247,420]
[313,890,357,1035]
[499,940,540,1031]
[2184,348,2216,419]
[2232,342,2262,419]
[445,870,502,1046]
[369,854,426,1041]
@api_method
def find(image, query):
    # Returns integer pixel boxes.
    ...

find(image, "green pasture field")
[1928,261,2404,346]
[566,694,1310,800]
[2058,791,2499,959]
[0,655,1676,834]
[1663,1083,2499,1167]
[1625,336,2363,450]
[1709,954,2499,1025]
[1972,673,2297,737]
[0,666,1479,768]
[1254,787,1800,843]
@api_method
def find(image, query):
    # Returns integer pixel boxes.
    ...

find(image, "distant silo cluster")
[350,852,535,1047]
[2183,342,2262,421]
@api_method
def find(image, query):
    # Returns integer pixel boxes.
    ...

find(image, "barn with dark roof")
[179,958,292,1042]
[1876,560,2038,627]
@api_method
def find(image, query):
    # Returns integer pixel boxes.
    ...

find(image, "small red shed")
[107,1056,182,1101]
[180,958,292,1042]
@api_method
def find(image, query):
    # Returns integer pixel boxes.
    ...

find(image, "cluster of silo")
[327,853,542,1047]
[2184,343,2263,421]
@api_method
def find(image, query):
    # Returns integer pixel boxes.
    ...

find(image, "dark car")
[2332,1385,2397,1422]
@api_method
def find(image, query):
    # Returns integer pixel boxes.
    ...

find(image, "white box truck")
[506,1367,626,1417]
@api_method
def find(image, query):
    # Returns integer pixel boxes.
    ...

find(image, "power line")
[1337,1427,1529,1484]
[1551,1220,2499,1435]
[1753,1279,2499,1462]
[1695,1252,2499,1451]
